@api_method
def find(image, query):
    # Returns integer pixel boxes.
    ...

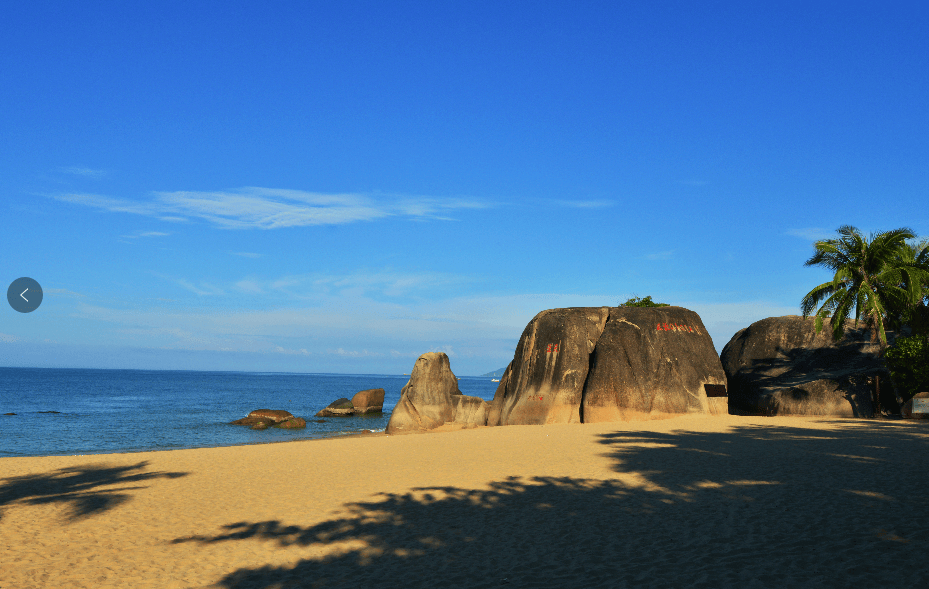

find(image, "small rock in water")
[273,417,307,429]
[232,409,306,430]
[315,398,355,417]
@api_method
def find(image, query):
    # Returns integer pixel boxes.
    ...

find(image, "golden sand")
[1,415,927,588]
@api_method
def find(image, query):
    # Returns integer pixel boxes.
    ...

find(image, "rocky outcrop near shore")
[351,388,385,414]
[386,352,489,434]
[231,409,307,430]
[720,315,894,417]
[315,398,355,417]
[488,306,727,425]
[315,389,386,416]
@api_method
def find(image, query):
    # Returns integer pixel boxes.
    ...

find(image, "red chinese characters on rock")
[545,343,560,353]
[655,323,701,334]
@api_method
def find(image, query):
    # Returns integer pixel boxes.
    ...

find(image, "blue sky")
[2,1,927,375]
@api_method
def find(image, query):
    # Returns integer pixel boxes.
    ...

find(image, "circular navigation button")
[8,277,43,313]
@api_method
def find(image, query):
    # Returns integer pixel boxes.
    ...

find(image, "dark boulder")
[351,388,385,414]
[386,352,489,434]
[720,315,893,417]
[583,306,728,421]
[246,409,294,422]
[488,306,726,425]
[315,398,355,417]
[231,409,299,429]
[273,417,307,429]
[488,307,609,425]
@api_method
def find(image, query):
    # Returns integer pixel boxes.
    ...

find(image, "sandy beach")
[1,415,927,589]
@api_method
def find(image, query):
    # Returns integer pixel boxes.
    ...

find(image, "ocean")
[0,367,501,458]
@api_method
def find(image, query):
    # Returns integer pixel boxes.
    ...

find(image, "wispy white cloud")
[275,346,311,356]
[59,287,804,364]
[645,250,674,260]
[45,288,87,298]
[235,280,265,294]
[550,199,613,208]
[121,231,170,239]
[150,273,226,296]
[56,193,156,215]
[234,269,475,299]
[54,187,491,229]
[329,348,382,357]
[59,166,107,179]
[787,227,834,241]
[428,344,456,357]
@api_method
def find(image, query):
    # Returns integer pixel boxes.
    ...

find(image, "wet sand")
[1,414,927,588]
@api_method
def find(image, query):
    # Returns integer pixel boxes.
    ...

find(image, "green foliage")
[884,335,929,403]
[621,295,670,308]
[800,226,929,346]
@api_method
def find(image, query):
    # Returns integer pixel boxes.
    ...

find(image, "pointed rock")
[386,352,488,434]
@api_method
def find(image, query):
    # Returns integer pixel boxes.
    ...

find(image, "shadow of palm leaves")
[0,460,188,521]
[172,420,929,588]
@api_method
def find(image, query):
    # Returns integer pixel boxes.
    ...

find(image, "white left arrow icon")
[20,288,29,302]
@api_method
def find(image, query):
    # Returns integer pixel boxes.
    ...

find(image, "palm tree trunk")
[874,375,882,418]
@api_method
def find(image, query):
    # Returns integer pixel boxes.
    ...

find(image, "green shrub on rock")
[620,296,670,308]
[885,335,929,403]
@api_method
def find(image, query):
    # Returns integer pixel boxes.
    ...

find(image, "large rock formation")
[721,315,894,417]
[488,306,727,425]
[386,352,489,434]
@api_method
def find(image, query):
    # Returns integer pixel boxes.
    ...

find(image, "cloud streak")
[59,166,107,179]
[54,187,490,229]
[549,199,613,209]
[121,231,170,239]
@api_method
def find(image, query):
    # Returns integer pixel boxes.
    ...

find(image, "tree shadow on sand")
[180,421,929,589]
[0,460,188,522]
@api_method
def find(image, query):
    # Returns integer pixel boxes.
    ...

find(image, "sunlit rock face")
[488,306,727,425]
[721,315,893,417]
[351,389,385,414]
[386,352,488,434]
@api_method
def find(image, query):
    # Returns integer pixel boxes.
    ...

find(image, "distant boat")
[491,378,499,382]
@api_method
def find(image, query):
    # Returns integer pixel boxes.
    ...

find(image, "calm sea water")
[0,367,501,458]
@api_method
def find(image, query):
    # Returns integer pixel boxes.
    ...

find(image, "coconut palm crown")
[800,225,925,347]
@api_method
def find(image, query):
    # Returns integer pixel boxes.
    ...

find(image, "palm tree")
[800,225,918,348]
[889,237,929,335]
